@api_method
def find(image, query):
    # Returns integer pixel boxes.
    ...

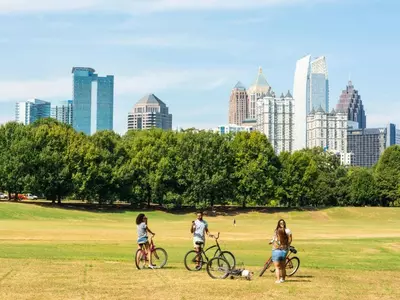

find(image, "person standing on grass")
[136,213,156,269]
[190,211,214,270]
[269,219,292,283]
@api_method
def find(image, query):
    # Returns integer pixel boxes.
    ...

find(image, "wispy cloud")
[0,68,235,102]
[0,0,340,14]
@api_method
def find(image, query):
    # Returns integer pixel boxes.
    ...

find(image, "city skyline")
[0,0,399,134]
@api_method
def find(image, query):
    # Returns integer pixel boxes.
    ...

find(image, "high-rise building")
[228,82,248,125]
[307,107,348,154]
[256,90,294,154]
[72,67,114,135]
[387,123,396,147]
[310,56,329,112]
[336,81,366,129]
[15,99,51,125]
[293,55,330,150]
[51,100,73,125]
[347,125,396,167]
[247,67,271,120]
[396,129,400,145]
[127,94,172,130]
[214,124,254,135]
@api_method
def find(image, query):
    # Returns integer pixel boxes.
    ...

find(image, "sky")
[0,0,399,134]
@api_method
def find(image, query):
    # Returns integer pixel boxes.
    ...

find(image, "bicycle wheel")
[259,258,272,277]
[135,249,146,270]
[206,257,231,279]
[286,257,300,276]
[219,251,236,269]
[184,250,204,271]
[151,247,168,269]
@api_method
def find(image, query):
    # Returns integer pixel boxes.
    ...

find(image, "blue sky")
[0,0,399,134]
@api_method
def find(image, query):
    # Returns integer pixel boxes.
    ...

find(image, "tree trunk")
[57,194,61,205]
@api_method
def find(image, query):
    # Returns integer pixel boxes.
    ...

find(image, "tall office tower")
[347,126,395,167]
[51,100,73,125]
[15,99,51,125]
[293,55,330,150]
[228,81,248,125]
[127,94,172,130]
[72,67,114,135]
[396,129,400,145]
[256,90,295,154]
[310,56,329,112]
[306,107,348,153]
[247,67,271,120]
[336,81,366,129]
[293,55,311,150]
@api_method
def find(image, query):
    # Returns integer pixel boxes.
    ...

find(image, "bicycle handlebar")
[212,232,220,240]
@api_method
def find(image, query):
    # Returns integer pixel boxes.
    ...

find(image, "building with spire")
[336,81,366,129]
[228,81,248,125]
[247,67,271,120]
[293,55,330,150]
[256,89,295,154]
[127,94,172,130]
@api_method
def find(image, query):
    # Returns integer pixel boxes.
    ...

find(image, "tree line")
[0,119,399,208]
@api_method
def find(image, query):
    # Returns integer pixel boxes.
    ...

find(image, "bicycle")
[184,232,236,271]
[206,257,254,280]
[259,245,300,277]
[135,236,168,269]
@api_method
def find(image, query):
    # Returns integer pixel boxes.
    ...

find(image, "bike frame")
[196,233,221,262]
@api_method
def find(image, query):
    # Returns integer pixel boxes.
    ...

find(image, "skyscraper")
[228,81,248,125]
[15,99,51,125]
[347,127,394,167]
[72,67,114,135]
[310,56,329,112]
[306,107,348,153]
[127,94,172,130]
[293,55,311,150]
[247,67,271,120]
[256,90,294,154]
[51,100,73,125]
[293,55,330,150]
[336,81,366,129]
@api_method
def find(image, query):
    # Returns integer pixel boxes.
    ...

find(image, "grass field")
[0,202,399,300]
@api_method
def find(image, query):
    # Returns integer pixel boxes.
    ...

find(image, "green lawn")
[0,202,399,299]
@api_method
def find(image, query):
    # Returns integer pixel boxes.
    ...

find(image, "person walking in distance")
[190,211,214,270]
[269,219,292,283]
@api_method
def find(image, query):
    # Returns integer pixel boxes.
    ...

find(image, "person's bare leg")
[273,261,280,282]
[282,260,287,280]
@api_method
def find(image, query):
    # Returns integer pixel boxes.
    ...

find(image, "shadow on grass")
[285,279,312,282]
[294,275,314,278]
[8,200,336,216]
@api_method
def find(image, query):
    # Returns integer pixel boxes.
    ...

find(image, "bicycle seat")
[289,246,297,254]
[195,241,204,246]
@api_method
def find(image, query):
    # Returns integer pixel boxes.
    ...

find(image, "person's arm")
[190,221,195,233]
[288,233,292,245]
[205,225,214,238]
[147,226,155,236]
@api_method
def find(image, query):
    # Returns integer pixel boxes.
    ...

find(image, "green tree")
[27,119,76,203]
[231,131,279,208]
[347,167,378,206]
[375,145,400,206]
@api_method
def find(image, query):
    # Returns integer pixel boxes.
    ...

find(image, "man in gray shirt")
[190,212,214,269]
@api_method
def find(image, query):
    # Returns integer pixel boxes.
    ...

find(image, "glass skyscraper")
[336,81,366,129]
[51,100,73,125]
[293,55,329,150]
[72,67,114,135]
[15,99,51,125]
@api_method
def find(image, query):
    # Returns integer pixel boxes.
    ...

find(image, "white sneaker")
[148,264,156,269]
[275,280,281,284]
[280,278,285,283]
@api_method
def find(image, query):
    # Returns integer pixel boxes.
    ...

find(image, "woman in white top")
[269,219,292,283]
